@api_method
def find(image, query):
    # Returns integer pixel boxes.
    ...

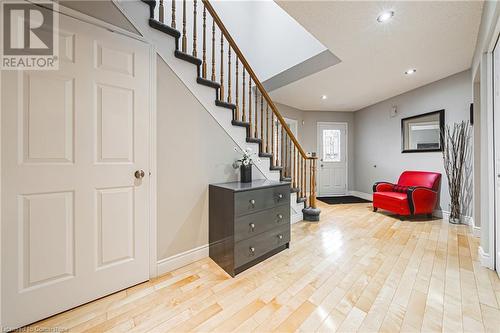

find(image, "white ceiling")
[271,1,483,112]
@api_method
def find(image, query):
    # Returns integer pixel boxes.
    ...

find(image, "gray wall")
[353,70,472,214]
[276,103,355,191]
[157,56,264,261]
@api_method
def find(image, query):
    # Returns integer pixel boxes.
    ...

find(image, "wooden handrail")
[146,0,319,209]
[202,0,315,161]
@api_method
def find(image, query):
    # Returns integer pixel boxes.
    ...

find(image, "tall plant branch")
[442,121,470,221]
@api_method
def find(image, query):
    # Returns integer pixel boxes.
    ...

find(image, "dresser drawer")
[234,225,290,268]
[234,185,290,217]
[234,205,290,242]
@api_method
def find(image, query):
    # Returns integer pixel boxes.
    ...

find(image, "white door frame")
[492,29,500,273]
[0,6,158,327]
[316,121,349,196]
[484,18,500,271]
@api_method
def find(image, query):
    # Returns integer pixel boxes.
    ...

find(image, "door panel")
[2,11,150,329]
[317,123,347,196]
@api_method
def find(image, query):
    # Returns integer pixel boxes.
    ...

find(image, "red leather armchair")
[373,171,441,217]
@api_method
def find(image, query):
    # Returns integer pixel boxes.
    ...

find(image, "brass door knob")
[135,170,145,179]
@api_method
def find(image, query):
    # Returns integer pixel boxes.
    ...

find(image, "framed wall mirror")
[401,109,445,153]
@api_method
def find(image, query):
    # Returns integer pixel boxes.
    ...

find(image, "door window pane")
[323,129,340,162]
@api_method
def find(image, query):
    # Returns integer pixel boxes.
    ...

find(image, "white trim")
[316,122,349,196]
[157,245,209,276]
[490,38,498,273]
[148,46,158,279]
[0,38,3,327]
[479,246,494,269]
[348,191,372,201]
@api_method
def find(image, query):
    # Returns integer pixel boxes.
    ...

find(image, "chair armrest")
[407,186,438,215]
[373,182,395,193]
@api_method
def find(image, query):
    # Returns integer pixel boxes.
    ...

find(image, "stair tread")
[232,120,250,128]
[270,166,283,171]
[281,177,292,182]
[246,137,261,143]
[215,100,237,110]
[174,50,202,66]
[291,187,300,193]
[259,152,273,158]
[149,19,181,39]
[297,196,307,203]
[197,77,220,89]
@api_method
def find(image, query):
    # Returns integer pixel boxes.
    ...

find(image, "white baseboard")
[434,210,474,226]
[348,191,372,201]
[472,226,481,238]
[157,244,209,276]
[478,246,494,269]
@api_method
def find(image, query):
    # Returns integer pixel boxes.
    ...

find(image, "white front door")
[317,123,347,196]
[1,10,151,329]
[494,39,500,277]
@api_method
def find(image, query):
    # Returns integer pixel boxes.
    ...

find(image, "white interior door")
[494,40,500,277]
[317,123,347,196]
[1,11,151,329]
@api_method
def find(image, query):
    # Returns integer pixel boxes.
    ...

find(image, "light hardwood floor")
[24,202,500,332]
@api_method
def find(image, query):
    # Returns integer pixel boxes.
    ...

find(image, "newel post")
[302,152,321,222]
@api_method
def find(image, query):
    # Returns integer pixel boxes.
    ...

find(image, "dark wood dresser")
[209,180,291,276]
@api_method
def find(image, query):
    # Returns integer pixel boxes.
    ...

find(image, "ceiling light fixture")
[377,11,394,23]
[405,69,417,75]
[321,95,327,100]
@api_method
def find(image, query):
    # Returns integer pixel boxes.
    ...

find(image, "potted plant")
[442,121,470,224]
[233,148,254,183]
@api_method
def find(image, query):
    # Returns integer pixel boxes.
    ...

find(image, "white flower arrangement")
[232,148,254,169]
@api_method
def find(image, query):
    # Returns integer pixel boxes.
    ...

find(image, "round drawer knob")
[249,199,256,207]
[249,223,255,231]
[277,194,283,199]
[278,234,283,240]
[249,247,255,256]
[277,214,283,220]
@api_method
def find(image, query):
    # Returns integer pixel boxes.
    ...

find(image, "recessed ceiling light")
[405,69,417,75]
[321,95,327,100]
[377,11,394,23]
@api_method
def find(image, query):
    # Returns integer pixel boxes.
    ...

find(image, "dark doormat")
[317,195,372,205]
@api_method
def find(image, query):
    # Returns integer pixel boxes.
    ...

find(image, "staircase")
[134,0,320,221]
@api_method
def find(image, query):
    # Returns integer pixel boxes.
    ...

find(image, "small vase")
[240,164,252,183]
[449,201,461,224]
